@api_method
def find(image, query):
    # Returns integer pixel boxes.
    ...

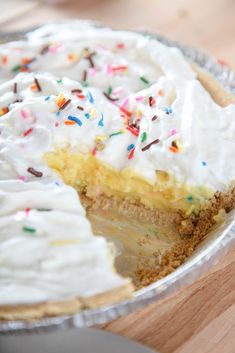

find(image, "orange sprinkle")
[0,107,9,116]
[158,89,164,96]
[2,55,8,65]
[67,53,78,61]
[64,120,75,125]
[56,93,67,108]
[30,84,38,91]
[22,57,31,65]
[169,146,178,153]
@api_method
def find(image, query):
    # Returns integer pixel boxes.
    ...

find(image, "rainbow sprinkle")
[128,147,135,160]
[127,143,135,151]
[23,226,36,234]
[140,132,147,143]
[109,130,124,138]
[165,107,173,114]
[23,127,33,137]
[140,76,149,84]
[98,114,104,127]
[87,91,94,104]
[0,107,9,116]
[68,116,82,126]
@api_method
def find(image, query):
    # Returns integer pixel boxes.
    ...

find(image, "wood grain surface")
[0,1,235,352]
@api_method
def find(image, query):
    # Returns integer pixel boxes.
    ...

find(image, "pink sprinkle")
[135,96,144,102]
[19,176,26,181]
[117,43,125,49]
[89,68,97,76]
[106,64,112,75]
[170,128,177,136]
[49,43,63,54]
[20,110,29,119]
[49,46,57,53]
[55,121,59,127]
[120,97,129,109]
[25,208,31,216]
[112,87,124,96]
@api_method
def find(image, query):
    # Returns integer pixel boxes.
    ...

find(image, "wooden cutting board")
[0,1,234,352]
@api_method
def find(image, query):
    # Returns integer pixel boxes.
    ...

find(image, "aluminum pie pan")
[0,22,235,334]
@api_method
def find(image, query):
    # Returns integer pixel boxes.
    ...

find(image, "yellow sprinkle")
[50,239,80,246]
[119,128,126,133]
[90,108,97,118]
[56,92,66,108]
[137,109,142,118]
[96,134,107,142]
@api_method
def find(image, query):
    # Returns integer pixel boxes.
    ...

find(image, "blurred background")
[0,0,234,69]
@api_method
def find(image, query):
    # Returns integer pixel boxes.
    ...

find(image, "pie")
[0,22,234,321]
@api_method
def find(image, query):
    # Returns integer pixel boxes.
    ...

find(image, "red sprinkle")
[112,65,128,72]
[127,126,139,137]
[92,147,97,156]
[76,94,86,99]
[23,127,33,137]
[128,147,135,160]
[120,106,132,117]
[149,96,156,107]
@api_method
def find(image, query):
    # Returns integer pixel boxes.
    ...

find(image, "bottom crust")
[0,283,134,321]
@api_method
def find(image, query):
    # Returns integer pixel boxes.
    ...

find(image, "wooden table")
[0,1,235,352]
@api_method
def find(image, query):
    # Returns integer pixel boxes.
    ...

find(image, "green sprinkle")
[12,65,21,73]
[140,76,149,84]
[109,131,123,138]
[82,81,88,87]
[23,226,36,234]
[140,132,147,143]
[107,86,112,96]
[56,79,63,84]
[187,195,193,202]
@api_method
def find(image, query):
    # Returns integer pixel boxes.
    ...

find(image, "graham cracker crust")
[0,283,134,321]
[85,186,235,288]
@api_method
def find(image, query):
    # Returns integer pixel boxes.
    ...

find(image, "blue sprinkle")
[84,113,90,119]
[87,91,94,104]
[68,115,83,126]
[165,107,173,114]
[127,143,135,151]
[98,114,104,127]
[202,161,207,166]
[44,96,50,101]
[56,111,60,117]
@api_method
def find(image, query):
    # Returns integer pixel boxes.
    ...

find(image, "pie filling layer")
[0,22,234,320]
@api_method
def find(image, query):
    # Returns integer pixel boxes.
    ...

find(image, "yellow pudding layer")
[44,148,214,215]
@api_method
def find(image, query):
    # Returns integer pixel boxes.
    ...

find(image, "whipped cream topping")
[0,22,234,306]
